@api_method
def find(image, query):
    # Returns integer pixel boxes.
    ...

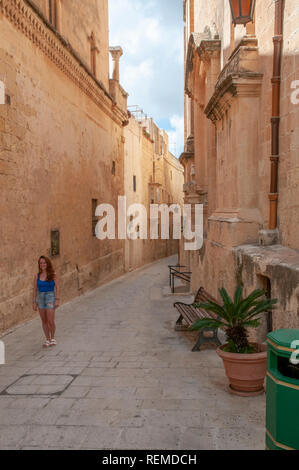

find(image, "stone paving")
[0,256,266,450]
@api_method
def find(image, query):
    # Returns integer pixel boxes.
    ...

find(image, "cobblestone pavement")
[0,256,266,450]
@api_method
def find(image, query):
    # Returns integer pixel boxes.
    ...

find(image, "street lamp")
[229,0,256,25]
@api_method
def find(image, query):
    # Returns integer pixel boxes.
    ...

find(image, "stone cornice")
[183,182,197,195]
[205,36,263,123]
[216,36,259,92]
[0,0,128,126]
[185,32,210,94]
[205,73,263,123]
[119,83,129,99]
[185,34,221,96]
[197,39,221,63]
[179,152,194,167]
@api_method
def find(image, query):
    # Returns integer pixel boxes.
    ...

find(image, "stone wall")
[277,0,299,248]
[181,0,299,336]
[0,0,127,333]
[29,0,109,89]
[234,245,299,342]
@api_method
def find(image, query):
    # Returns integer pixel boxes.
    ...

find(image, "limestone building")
[180,0,299,340]
[0,0,185,334]
[124,108,184,272]
[0,0,129,332]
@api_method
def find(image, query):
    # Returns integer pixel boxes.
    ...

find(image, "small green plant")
[191,286,277,354]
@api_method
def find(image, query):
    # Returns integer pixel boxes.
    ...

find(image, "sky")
[109,0,184,158]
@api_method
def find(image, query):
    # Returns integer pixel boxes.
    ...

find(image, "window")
[133,175,137,193]
[92,199,98,237]
[48,0,58,29]
[112,161,116,176]
[51,230,60,257]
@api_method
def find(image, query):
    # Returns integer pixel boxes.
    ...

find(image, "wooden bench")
[174,287,222,351]
[168,265,191,293]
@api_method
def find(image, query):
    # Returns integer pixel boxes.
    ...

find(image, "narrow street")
[0,256,266,450]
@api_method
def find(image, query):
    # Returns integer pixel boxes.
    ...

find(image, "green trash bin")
[266,329,299,450]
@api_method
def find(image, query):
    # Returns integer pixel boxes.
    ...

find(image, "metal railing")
[168,265,192,294]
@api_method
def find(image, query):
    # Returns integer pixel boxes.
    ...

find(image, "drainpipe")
[269,0,284,230]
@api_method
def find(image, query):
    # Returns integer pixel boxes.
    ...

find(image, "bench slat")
[174,287,222,351]
[194,289,219,321]
[175,304,214,326]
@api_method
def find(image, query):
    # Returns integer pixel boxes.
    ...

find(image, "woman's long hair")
[38,256,55,282]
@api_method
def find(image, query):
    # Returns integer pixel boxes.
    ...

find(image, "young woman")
[33,256,60,348]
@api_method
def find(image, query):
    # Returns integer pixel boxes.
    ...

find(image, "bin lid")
[267,329,299,350]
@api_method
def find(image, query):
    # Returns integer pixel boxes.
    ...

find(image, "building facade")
[181,0,299,341]
[0,0,185,334]
[124,110,184,272]
[0,0,129,332]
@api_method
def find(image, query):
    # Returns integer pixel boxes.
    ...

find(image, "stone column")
[109,47,123,82]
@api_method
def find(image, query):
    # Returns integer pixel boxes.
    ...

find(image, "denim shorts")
[37,291,56,310]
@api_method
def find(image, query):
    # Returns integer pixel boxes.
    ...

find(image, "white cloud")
[123,59,154,91]
[166,115,184,158]
[109,1,163,55]
[144,18,161,44]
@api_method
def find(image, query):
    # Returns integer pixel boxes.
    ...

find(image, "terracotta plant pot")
[216,343,268,397]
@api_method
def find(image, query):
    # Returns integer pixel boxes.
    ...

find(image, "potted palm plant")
[191,286,277,396]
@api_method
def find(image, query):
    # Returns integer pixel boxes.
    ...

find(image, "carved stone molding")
[0,0,128,126]
[185,32,211,95]
[183,181,196,195]
[185,38,221,98]
[205,74,263,123]
[179,151,194,168]
[205,36,263,123]
[185,135,194,154]
[197,39,221,64]
[182,179,208,203]
[216,36,259,91]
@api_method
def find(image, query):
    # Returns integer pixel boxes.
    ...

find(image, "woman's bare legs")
[39,309,50,341]
[47,309,56,342]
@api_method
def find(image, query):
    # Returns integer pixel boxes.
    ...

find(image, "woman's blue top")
[37,275,55,293]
